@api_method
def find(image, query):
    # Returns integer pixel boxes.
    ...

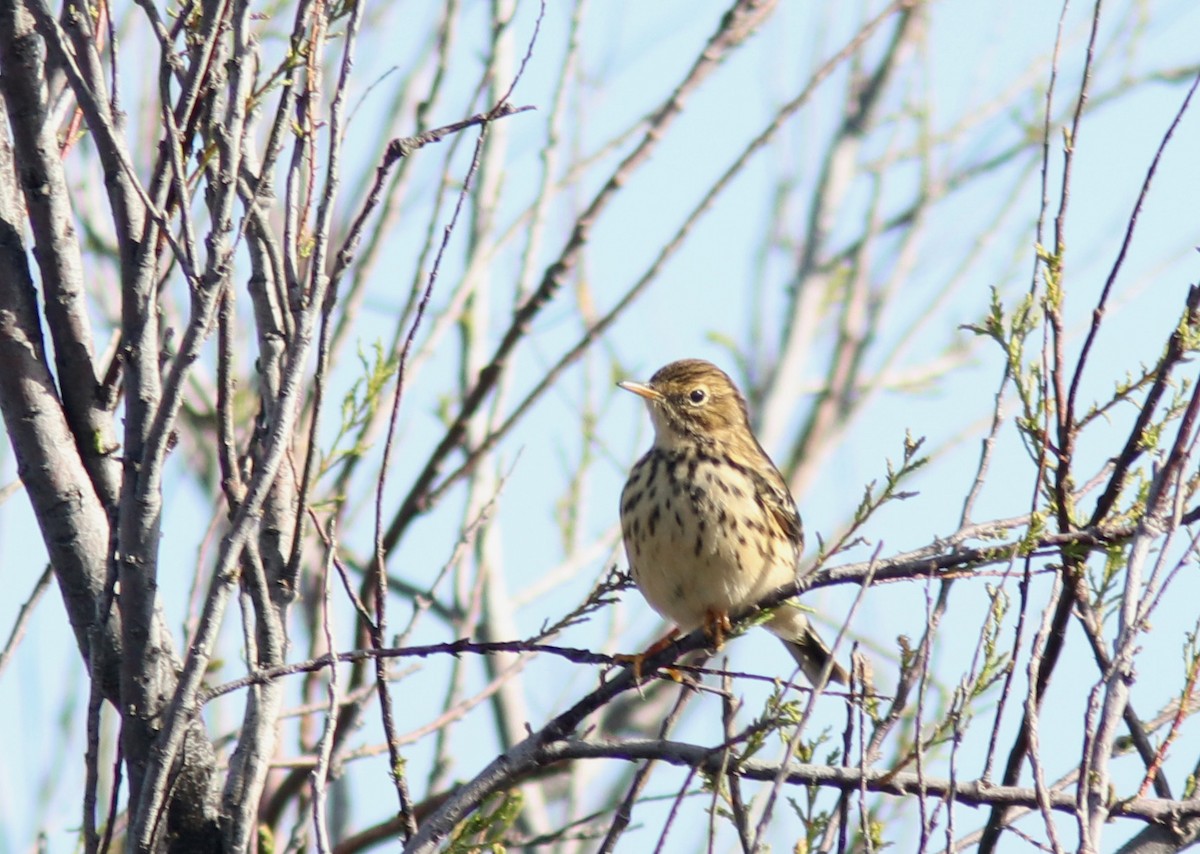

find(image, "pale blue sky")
[3,0,1200,850]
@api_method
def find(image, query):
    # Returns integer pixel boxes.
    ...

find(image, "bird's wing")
[750,465,803,551]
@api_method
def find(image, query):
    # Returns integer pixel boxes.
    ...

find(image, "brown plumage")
[619,359,847,685]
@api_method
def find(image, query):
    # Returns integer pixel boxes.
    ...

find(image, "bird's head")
[619,359,753,450]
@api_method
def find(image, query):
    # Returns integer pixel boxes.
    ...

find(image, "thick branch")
[0,2,120,508]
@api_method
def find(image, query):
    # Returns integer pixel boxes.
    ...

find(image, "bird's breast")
[620,450,798,630]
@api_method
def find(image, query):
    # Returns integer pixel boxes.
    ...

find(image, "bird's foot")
[703,608,733,650]
[616,629,683,683]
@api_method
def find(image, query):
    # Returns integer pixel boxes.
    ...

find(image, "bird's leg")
[619,614,726,685]
[616,628,682,683]
[703,608,732,650]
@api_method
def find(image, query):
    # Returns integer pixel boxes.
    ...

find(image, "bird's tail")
[767,603,849,685]
[781,629,849,686]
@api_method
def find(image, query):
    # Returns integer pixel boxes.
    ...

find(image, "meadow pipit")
[619,359,847,685]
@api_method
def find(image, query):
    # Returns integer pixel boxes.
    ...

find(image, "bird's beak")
[618,379,662,401]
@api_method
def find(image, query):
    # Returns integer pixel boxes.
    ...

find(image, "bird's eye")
[688,388,707,404]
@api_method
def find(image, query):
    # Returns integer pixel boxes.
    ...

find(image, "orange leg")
[703,608,732,650]
[616,628,681,682]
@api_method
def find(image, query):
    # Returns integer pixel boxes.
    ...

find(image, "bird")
[618,358,847,685]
